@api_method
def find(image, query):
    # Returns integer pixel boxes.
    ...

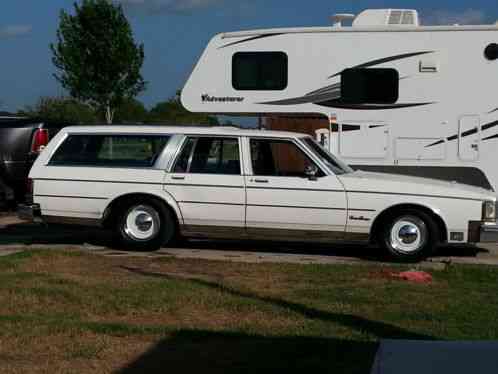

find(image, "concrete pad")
[0,249,24,257]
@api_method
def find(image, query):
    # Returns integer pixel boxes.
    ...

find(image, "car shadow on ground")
[0,221,488,262]
[119,331,378,374]
[116,267,435,373]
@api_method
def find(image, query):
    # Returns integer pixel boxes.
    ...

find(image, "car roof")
[62,125,311,139]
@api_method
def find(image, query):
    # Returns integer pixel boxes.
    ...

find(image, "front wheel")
[381,211,439,262]
[115,199,176,251]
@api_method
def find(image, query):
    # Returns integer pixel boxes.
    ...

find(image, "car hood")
[338,171,496,202]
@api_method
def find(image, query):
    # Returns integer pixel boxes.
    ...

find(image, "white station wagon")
[20,126,497,262]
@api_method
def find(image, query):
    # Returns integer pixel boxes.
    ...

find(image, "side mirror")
[304,165,319,181]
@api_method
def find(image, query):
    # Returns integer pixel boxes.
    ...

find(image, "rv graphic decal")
[261,51,436,110]
[328,51,434,78]
[202,94,244,103]
[425,120,498,148]
[314,101,434,110]
[218,33,284,49]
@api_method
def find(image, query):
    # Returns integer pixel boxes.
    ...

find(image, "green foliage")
[21,93,218,125]
[20,96,98,123]
[51,0,146,123]
[113,97,148,123]
[148,91,219,125]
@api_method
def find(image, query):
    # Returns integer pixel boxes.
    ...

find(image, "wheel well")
[369,204,448,244]
[103,193,180,229]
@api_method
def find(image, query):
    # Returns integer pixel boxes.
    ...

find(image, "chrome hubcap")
[390,217,426,253]
[124,205,160,241]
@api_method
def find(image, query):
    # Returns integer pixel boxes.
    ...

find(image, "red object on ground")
[392,271,433,283]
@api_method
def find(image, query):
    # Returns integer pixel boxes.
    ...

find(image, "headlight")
[482,201,497,222]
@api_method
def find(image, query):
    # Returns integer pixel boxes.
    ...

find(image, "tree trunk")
[105,104,114,124]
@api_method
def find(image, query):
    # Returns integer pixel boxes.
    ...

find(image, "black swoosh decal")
[328,51,435,78]
[316,101,435,110]
[483,133,498,141]
[341,124,361,131]
[260,89,341,105]
[426,120,498,147]
[218,33,284,49]
[260,50,436,109]
[488,108,498,114]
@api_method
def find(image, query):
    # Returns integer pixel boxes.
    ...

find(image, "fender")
[103,189,184,225]
[369,202,449,242]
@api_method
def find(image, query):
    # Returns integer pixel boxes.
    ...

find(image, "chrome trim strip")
[180,201,244,206]
[246,186,344,193]
[248,204,346,211]
[35,194,108,200]
[346,190,485,202]
[35,178,163,186]
[165,183,245,189]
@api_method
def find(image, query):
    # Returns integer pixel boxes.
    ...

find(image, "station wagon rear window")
[49,135,170,167]
[232,52,288,91]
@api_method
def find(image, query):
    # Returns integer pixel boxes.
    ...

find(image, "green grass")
[0,249,497,373]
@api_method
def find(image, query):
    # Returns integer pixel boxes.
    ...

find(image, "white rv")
[181,9,498,195]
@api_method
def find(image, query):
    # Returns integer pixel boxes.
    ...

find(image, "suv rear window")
[49,134,170,167]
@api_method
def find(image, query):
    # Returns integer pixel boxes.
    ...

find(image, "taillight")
[32,128,49,154]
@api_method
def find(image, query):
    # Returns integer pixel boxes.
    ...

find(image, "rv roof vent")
[331,13,355,27]
[353,9,419,27]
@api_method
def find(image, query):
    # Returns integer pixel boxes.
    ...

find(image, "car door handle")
[171,176,186,180]
[254,178,269,183]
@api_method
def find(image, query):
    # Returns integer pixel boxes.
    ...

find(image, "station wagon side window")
[249,138,325,178]
[49,134,170,167]
[173,137,241,175]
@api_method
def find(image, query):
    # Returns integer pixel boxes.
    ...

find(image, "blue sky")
[0,0,497,113]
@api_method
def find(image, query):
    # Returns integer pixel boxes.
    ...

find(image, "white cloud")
[422,9,488,26]
[0,25,32,39]
[115,0,225,14]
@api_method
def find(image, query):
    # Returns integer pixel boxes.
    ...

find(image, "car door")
[165,136,246,233]
[244,137,348,240]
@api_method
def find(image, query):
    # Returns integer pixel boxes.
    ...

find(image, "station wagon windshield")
[301,137,354,175]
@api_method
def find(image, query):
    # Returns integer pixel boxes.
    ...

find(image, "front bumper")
[479,222,498,243]
[17,203,42,223]
[468,221,498,243]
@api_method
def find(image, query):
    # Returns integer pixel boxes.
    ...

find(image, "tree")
[113,97,148,123]
[149,91,219,125]
[20,96,98,123]
[51,0,146,124]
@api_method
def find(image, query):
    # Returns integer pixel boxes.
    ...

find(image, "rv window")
[232,52,288,91]
[341,68,399,104]
[49,135,170,167]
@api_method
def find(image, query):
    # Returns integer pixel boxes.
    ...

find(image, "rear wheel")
[380,210,439,262]
[115,198,176,251]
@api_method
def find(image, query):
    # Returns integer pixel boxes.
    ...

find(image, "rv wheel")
[381,210,438,263]
[115,198,175,251]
